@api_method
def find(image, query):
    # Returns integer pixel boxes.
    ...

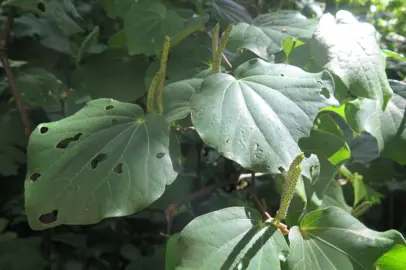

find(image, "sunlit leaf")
[25,99,178,230]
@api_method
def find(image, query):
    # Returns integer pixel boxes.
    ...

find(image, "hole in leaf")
[304,152,311,158]
[91,153,108,169]
[317,80,323,85]
[105,105,114,111]
[112,119,118,125]
[320,88,330,99]
[39,209,58,224]
[56,133,83,149]
[278,167,285,173]
[29,172,41,182]
[156,152,165,159]
[280,74,285,77]
[37,2,46,12]
[113,163,123,174]
[40,126,48,134]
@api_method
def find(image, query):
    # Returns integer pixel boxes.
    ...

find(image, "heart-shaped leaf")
[227,11,318,61]
[124,0,185,55]
[286,207,405,270]
[211,0,252,25]
[163,78,203,122]
[190,59,338,173]
[311,10,392,110]
[25,99,178,230]
[344,80,406,165]
[176,207,289,269]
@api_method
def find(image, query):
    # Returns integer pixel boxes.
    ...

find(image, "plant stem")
[339,165,353,179]
[0,8,31,140]
[155,36,170,115]
[212,24,233,73]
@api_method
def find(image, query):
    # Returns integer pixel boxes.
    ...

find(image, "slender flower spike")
[272,152,305,227]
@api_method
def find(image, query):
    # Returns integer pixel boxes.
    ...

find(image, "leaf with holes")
[227,11,318,61]
[24,98,178,230]
[343,80,406,165]
[16,68,66,111]
[176,207,289,270]
[190,59,338,173]
[310,10,392,110]
[286,207,405,270]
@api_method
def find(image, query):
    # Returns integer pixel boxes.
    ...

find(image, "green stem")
[339,165,353,179]
[213,24,233,73]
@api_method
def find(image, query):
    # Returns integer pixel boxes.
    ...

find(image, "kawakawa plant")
[18,4,406,270]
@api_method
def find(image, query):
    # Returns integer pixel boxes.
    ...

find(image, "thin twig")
[0,9,31,140]
[164,177,238,236]
[196,143,203,189]
[249,172,289,235]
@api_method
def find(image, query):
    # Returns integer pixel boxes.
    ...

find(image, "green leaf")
[382,49,406,62]
[76,26,106,65]
[311,10,392,110]
[321,180,352,212]
[24,99,178,230]
[190,59,338,173]
[16,68,66,111]
[0,237,47,270]
[227,11,318,61]
[4,0,82,36]
[344,80,406,165]
[124,0,186,56]
[98,0,133,18]
[71,49,148,102]
[375,244,406,270]
[287,207,405,270]
[145,33,213,87]
[13,14,77,55]
[211,0,252,25]
[300,113,351,165]
[0,106,27,176]
[163,78,203,122]
[176,207,289,269]
[166,233,180,270]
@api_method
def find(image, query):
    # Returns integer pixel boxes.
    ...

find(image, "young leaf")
[190,59,338,173]
[227,11,318,61]
[25,99,178,230]
[311,10,392,110]
[287,207,406,270]
[176,207,289,269]
[375,244,406,270]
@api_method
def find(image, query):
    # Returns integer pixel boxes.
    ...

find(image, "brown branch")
[0,8,31,140]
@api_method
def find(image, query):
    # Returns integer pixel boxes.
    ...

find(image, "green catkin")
[272,152,305,227]
[211,23,220,72]
[215,24,233,70]
[155,36,171,115]
[146,72,159,113]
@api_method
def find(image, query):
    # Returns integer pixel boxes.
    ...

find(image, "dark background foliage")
[0,0,405,269]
